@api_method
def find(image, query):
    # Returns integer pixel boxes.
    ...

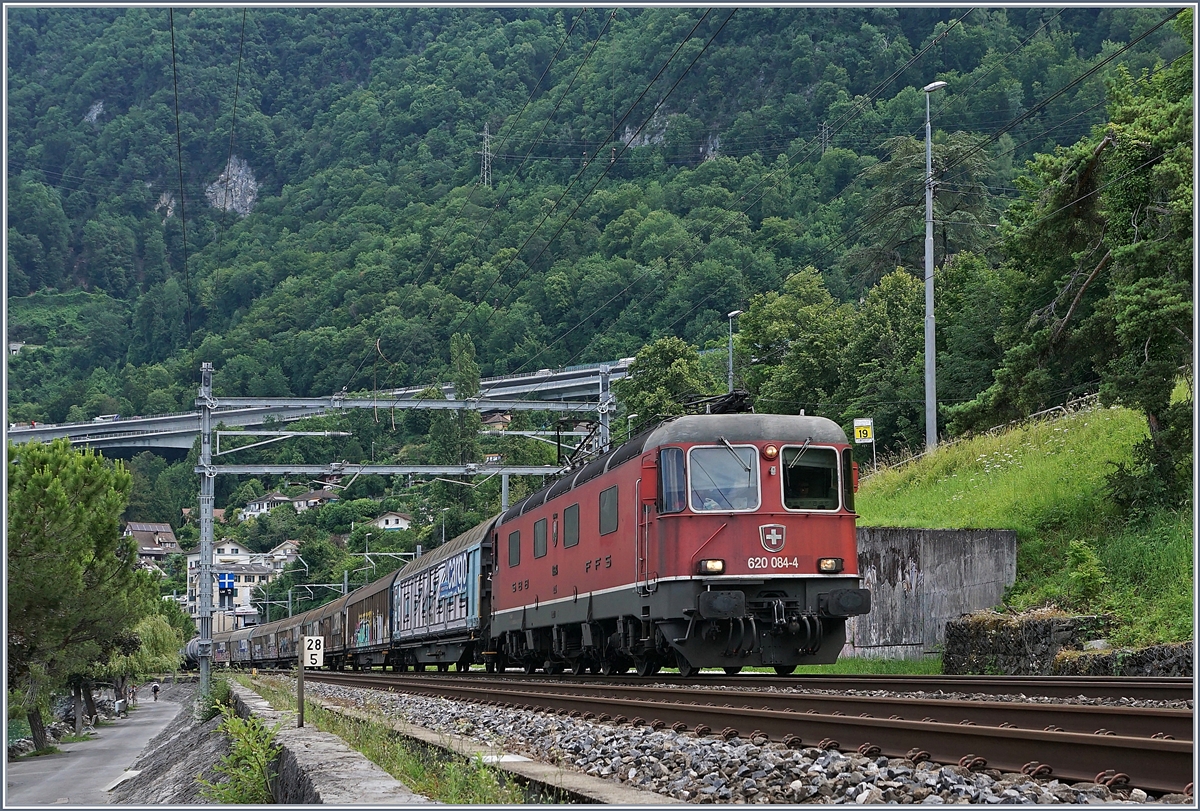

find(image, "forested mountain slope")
[7,8,1190,465]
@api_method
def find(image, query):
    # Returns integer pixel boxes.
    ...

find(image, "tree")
[838,132,997,292]
[739,267,855,416]
[93,613,183,717]
[7,439,157,749]
[952,13,1193,510]
[834,270,926,452]
[614,336,721,422]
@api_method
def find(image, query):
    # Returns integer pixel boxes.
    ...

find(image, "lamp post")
[626,413,638,442]
[923,80,947,452]
[440,507,449,545]
[727,310,743,393]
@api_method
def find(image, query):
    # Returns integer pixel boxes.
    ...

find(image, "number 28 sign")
[302,636,324,668]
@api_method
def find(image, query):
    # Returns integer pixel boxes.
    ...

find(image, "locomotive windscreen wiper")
[719,437,751,473]
[787,437,812,468]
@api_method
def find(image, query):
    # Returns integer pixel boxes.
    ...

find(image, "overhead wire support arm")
[215,430,352,456]
[208,395,597,414]
[206,463,566,477]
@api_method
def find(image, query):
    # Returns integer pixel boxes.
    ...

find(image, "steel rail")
[425,670,1194,702]
[303,671,1193,795]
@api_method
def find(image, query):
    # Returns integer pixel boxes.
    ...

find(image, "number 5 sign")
[302,636,324,668]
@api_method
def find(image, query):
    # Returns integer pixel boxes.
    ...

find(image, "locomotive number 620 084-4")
[746,556,799,569]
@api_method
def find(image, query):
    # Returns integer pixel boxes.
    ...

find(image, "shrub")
[198,705,280,803]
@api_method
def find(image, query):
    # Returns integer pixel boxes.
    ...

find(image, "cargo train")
[199,412,871,677]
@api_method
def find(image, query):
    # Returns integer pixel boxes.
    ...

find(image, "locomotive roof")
[643,413,848,446]
[499,412,847,524]
[394,515,498,580]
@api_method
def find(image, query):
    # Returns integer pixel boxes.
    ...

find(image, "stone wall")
[1053,642,1193,677]
[942,609,1112,675]
[844,528,1018,659]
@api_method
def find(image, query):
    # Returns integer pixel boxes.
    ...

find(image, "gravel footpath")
[298,678,1193,805]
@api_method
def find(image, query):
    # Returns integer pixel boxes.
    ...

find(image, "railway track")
[303,671,1193,795]
[375,670,1194,702]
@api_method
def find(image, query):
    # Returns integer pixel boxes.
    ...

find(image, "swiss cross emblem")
[760,524,786,553]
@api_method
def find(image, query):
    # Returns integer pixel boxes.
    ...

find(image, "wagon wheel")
[599,658,627,676]
[634,656,658,677]
[413,663,426,672]
[774,665,797,675]
[437,663,450,673]
[675,652,701,679]
[454,661,469,672]
[544,661,564,675]
[723,666,743,675]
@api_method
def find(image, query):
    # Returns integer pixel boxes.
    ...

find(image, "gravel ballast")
[297,679,1193,805]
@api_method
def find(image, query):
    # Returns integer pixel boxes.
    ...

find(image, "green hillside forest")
[7,8,1192,616]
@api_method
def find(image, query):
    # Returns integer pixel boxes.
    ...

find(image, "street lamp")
[626,413,638,442]
[923,80,947,452]
[727,310,743,393]
[440,507,450,545]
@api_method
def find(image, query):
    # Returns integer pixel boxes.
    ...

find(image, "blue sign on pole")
[218,573,235,591]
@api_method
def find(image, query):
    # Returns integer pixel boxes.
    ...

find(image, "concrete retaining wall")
[230,683,433,804]
[845,527,1017,659]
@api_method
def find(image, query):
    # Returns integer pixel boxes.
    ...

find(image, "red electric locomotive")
[488,412,871,676]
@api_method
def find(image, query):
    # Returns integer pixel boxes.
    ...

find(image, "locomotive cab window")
[563,503,580,547]
[688,444,760,511]
[534,518,547,558]
[599,486,619,535]
[659,447,686,513]
[508,530,520,567]
[781,446,840,510]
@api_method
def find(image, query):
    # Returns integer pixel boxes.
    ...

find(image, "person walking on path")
[151,681,160,701]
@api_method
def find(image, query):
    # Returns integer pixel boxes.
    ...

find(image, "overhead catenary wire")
[460,8,727,345]
[168,9,192,333]
[218,9,249,224]
[405,7,594,291]
[494,11,976,384]
[583,15,1190,412]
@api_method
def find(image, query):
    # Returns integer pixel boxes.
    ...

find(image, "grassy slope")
[855,405,1193,648]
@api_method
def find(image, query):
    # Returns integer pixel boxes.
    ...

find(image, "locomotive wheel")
[723,666,743,675]
[569,658,589,676]
[523,660,538,675]
[774,665,797,675]
[675,652,701,678]
[544,661,564,675]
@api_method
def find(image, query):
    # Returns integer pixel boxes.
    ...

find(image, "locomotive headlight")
[697,559,726,575]
[817,557,844,574]
[762,444,778,460]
